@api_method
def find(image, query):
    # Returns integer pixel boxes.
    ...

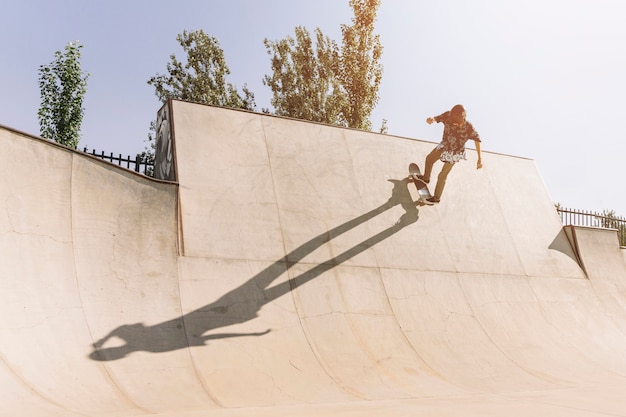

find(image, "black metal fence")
[82,147,153,176]
[557,207,626,246]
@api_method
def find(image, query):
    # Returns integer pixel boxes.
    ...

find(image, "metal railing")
[557,206,626,246]
[82,147,153,176]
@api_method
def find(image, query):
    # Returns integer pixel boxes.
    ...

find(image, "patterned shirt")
[434,111,481,163]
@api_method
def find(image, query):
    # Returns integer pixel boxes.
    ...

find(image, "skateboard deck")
[408,163,434,204]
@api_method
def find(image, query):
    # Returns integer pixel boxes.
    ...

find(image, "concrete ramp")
[1,101,626,416]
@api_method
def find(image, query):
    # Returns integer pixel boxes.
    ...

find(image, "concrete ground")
[1,101,625,416]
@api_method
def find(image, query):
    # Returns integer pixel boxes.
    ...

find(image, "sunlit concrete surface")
[1,101,625,416]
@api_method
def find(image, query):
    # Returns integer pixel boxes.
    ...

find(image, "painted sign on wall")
[154,101,176,181]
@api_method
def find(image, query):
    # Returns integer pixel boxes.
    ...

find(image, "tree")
[144,30,256,173]
[379,118,388,134]
[263,0,383,130]
[599,209,619,229]
[38,41,89,149]
[147,29,255,110]
[600,209,626,246]
[339,0,383,131]
[263,27,347,125]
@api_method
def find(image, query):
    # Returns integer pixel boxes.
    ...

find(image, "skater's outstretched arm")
[475,140,483,169]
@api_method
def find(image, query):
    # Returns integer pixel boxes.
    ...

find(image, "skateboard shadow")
[89,178,419,361]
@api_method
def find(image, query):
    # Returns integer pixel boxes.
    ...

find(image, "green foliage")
[138,121,155,177]
[379,118,388,134]
[139,120,157,177]
[339,0,383,131]
[601,209,626,246]
[147,30,256,110]
[263,0,383,130]
[144,30,256,174]
[600,209,618,228]
[263,27,346,125]
[38,41,89,149]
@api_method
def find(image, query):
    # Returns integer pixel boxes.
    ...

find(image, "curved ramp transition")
[1,102,626,416]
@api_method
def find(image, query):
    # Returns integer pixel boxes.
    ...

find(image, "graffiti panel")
[154,102,176,181]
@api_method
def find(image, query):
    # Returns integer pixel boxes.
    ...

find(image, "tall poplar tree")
[263,27,346,125]
[339,0,383,131]
[38,41,89,149]
[263,0,383,130]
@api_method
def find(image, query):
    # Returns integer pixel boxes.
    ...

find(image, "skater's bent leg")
[423,148,442,182]
[434,162,455,200]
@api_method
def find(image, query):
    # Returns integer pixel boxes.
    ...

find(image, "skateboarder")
[417,104,482,203]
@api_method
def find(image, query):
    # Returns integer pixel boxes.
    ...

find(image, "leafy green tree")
[263,0,383,130]
[38,41,89,149]
[148,29,255,110]
[144,30,256,173]
[339,0,383,131]
[263,27,346,125]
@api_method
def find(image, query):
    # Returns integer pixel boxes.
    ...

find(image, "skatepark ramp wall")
[0,124,181,416]
[2,101,626,416]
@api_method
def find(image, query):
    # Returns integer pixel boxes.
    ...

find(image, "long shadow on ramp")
[90,178,420,361]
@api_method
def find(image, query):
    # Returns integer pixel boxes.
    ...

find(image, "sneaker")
[426,196,440,204]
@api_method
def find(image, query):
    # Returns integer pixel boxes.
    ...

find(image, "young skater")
[418,104,483,203]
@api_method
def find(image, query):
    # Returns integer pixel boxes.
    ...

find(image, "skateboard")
[408,163,434,205]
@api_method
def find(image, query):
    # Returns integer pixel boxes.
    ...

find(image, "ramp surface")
[1,102,626,416]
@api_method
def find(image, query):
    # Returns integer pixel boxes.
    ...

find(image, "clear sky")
[1,0,625,215]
